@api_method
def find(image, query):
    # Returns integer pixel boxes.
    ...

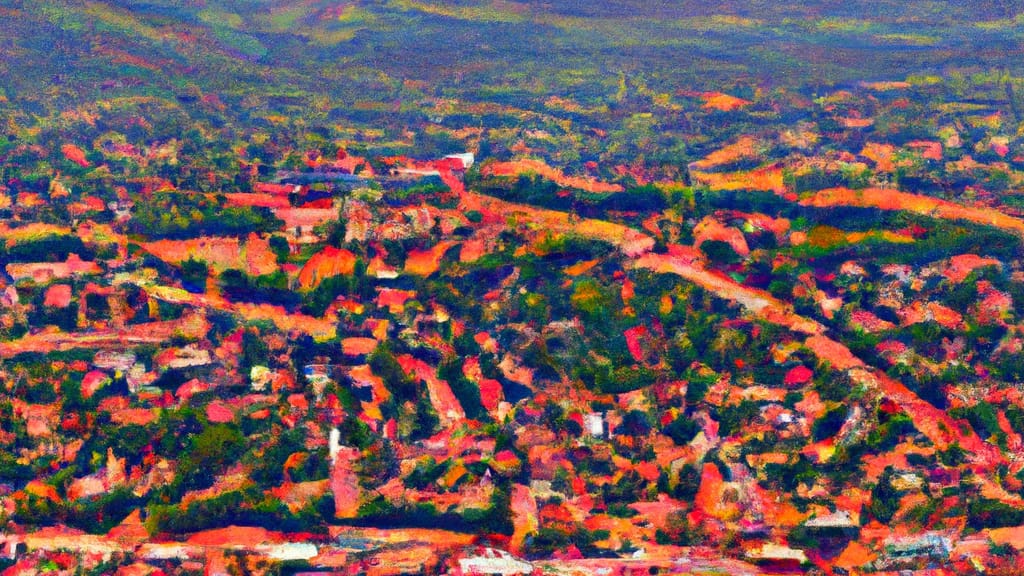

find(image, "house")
[6,254,102,283]
[882,533,951,563]
[154,345,212,371]
[249,365,273,391]
[254,182,303,196]
[303,363,333,379]
[457,547,533,575]
[583,412,605,437]
[43,284,72,308]
[21,525,128,557]
[342,198,375,243]
[263,542,319,562]
[442,153,475,171]
[803,510,856,530]
[361,257,396,280]
[303,364,337,397]
[0,536,25,560]
[126,364,157,393]
[342,334,378,356]
[93,350,137,372]
[801,510,859,542]
[744,543,808,569]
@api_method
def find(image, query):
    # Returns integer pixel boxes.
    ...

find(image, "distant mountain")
[3,0,1023,126]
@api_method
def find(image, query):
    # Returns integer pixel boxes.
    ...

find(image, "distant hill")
[3,0,1023,127]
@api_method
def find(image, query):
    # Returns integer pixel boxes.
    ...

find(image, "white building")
[444,153,476,169]
[458,548,533,575]
[583,412,605,437]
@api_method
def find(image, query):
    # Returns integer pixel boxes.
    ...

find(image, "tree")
[411,394,440,441]
[812,406,848,441]
[241,328,270,373]
[715,400,759,437]
[176,425,246,492]
[700,240,742,266]
[656,509,706,545]
[664,414,700,446]
[868,467,900,524]
[268,235,291,263]
[672,464,701,500]
[369,344,417,402]
[620,410,653,436]
[180,258,208,293]
[438,358,487,421]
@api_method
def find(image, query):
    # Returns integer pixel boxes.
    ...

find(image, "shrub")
[664,414,700,446]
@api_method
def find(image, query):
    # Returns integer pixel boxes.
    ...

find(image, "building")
[443,153,475,170]
[883,533,951,564]
[457,547,533,575]
[583,412,605,437]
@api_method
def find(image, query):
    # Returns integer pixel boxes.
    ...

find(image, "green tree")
[868,467,900,524]
[369,344,417,402]
[177,424,247,492]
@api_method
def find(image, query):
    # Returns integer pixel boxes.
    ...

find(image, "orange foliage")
[459,239,488,263]
[906,140,944,161]
[800,187,1024,239]
[564,259,600,276]
[944,254,1002,283]
[860,142,896,172]
[298,246,358,290]
[142,235,278,277]
[839,117,874,128]
[861,81,911,91]
[341,337,377,356]
[690,136,760,171]
[693,217,750,256]
[834,541,878,571]
[482,158,623,193]
[61,144,90,167]
[404,241,458,277]
[690,166,785,193]
[700,92,751,111]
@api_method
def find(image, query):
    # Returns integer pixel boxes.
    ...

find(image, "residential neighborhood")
[3,0,1024,574]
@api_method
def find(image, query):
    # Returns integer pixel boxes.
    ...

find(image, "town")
[3,1,1024,574]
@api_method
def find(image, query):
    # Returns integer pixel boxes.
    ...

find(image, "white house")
[458,548,533,575]
[583,412,605,437]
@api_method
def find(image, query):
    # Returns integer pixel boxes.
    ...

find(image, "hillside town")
[4,1,1024,574]
[2,80,1024,574]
